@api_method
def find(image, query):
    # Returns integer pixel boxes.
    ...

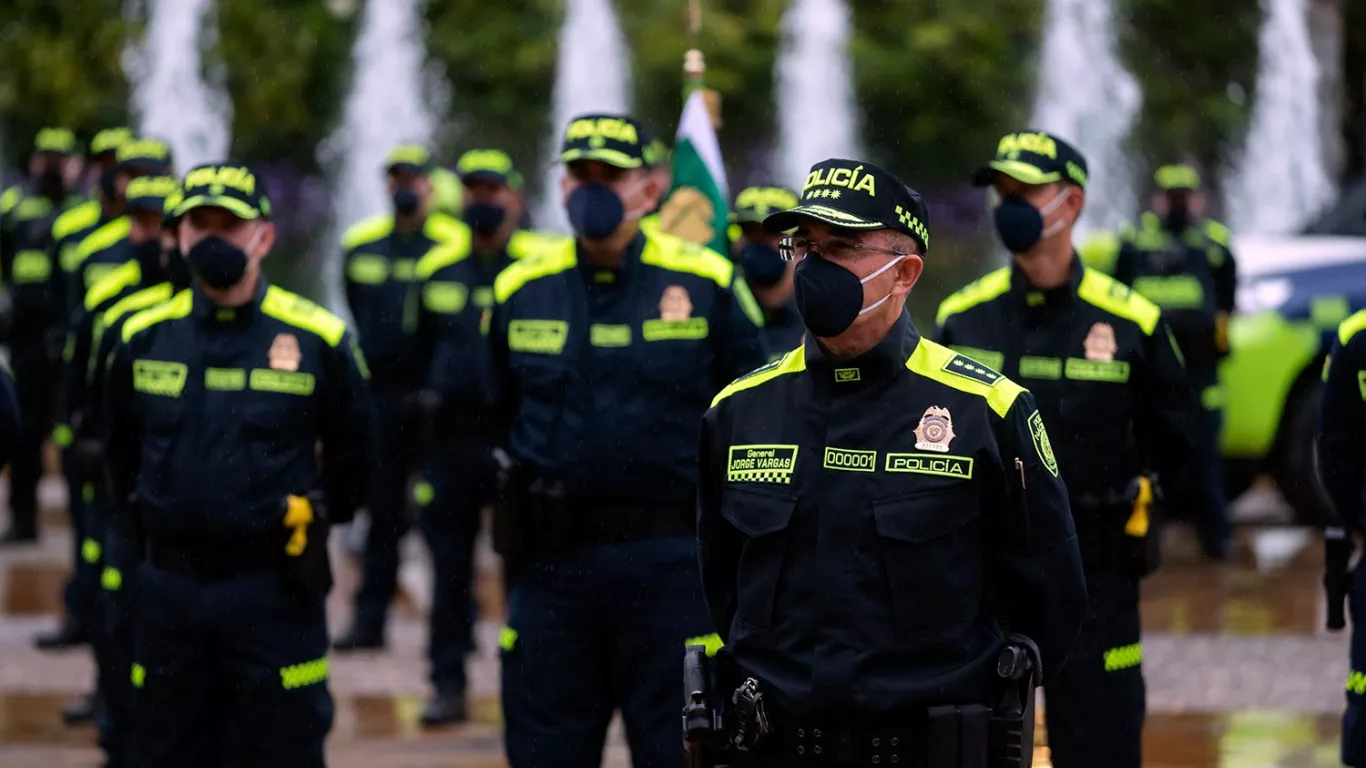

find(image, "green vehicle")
[1082,233,1366,524]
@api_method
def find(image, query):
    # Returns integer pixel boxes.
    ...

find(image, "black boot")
[419,692,468,727]
[331,623,385,652]
[35,619,91,651]
[61,693,100,725]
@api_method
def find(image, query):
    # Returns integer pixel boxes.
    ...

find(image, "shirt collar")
[577,231,645,287]
[191,274,268,326]
[804,309,920,387]
[1009,252,1084,311]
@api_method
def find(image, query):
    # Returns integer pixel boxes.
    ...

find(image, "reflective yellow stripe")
[1019,355,1062,380]
[1131,274,1205,310]
[1338,309,1366,346]
[12,251,52,282]
[82,537,102,564]
[346,254,389,284]
[413,480,435,507]
[473,286,495,309]
[509,319,569,354]
[102,566,123,591]
[85,259,140,311]
[392,259,417,281]
[936,267,1010,326]
[133,360,188,397]
[590,324,632,347]
[205,367,246,391]
[123,290,194,343]
[261,286,346,347]
[711,346,808,408]
[732,277,765,328]
[495,241,577,304]
[499,626,518,651]
[1077,269,1160,335]
[908,340,1023,418]
[642,318,708,341]
[1348,670,1366,695]
[280,658,329,690]
[131,663,146,688]
[949,345,1005,372]
[423,282,468,314]
[249,369,315,396]
[73,217,131,269]
[1064,358,1130,383]
[1103,643,1142,672]
[341,215,393,251]
[684,632,724,657]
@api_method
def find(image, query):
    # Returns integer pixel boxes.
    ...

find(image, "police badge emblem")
[269,333,302,372]
[659,285,693,321]
[1084,322,1118,362]
[914,406,955,453]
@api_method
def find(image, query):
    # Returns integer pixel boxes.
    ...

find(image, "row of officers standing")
[0,114,1244,768]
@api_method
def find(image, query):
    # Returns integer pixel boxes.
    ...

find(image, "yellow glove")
[1125,476,1152,537]
[283,495,313,556]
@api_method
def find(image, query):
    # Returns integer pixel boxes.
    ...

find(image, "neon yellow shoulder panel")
[507,229,570,260]
[494,238,577,304]
[85,259,140,311]
[52,200,101,241]
[0,186,20,216]
[1339,309,1366,346]
[74,217,131,266]
[907,338,1025,418]
[711,346,807,408]
[1078,231,1121,274]
[341,214,393,251]
[1077,268,1160,335]
[639,231,733,288]
[261,286,348,347]
[936,267,1010,327]
[424,212,469,244]
[105,282,175,327]
[1202,218,1231,248]
[415,229,474,280]
[122,289,193,343]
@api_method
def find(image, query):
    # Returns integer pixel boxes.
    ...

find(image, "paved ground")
[0,472,1352,766]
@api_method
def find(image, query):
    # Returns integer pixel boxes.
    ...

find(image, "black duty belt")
[761,705,992,767]
[526,493,694,550]
[145,537,280,580]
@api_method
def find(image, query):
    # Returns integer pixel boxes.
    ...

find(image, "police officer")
[0,362,17,472]
[103,163,373,767]
[491,113,767,767]
[935,132,1197,768]
[698,157,1085,767]
[1,127,83,545]
[407,148,557,725]
[333,144,466,651]
[1112,163,1236,560]
[732,185,804,356]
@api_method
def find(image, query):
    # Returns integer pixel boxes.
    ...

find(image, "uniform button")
[872,738,880,747]
[891,756,899,764]
[813,729,821,738]
[814,746,822,755]
[872,757,880,764]
[890,737,899,746]
[797,728,804,737]
[797,746,805,755]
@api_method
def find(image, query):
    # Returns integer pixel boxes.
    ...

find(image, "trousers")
[352,392,419,631]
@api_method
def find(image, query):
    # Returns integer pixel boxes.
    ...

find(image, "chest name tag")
[942,354,1003,386]
[823,447,876,473]
[643,317,709,342]
[133,360,188,398]
[885,452,974,479]
[1064,358,1130,383]
[727,444,798,484]
[1019,356,1062,380]
[205,367,246,391]
[590,324,632,347]
[347,254,389,285]
[249,369,315,396]
[509,319,569,354]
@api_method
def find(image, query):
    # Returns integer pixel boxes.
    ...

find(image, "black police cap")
[971,130,1089,190]
[764,159,931,254]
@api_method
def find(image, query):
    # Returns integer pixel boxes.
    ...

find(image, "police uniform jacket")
[105,279,374,543]
[1,186,79,331]
[760,296,804,360]
[1320,310,1366,528]
[699,311,1086,717]
[490,230,768,509]
[342,212,466,393]
[64,215,134,329]
[935,258,1196,550]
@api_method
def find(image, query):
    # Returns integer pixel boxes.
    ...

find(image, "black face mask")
[794,252,903,338]
[463,202,506,236]
[131,239,162,277]
[186,236,249,289]
[99,169,120,201]
[392,187,420,215]
[566,183,625,240]
[738,242,787,288]
[37,167,65,200]
[992,196,1046,254]
[1163,200,1191,233]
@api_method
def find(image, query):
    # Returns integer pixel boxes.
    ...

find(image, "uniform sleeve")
[696,408,740,642]
[1134,322,1198,493]
[318,331,375,524]
[987,392,1087,683]
[102,339,144,512]
[711,274,769,387]
[0,365,19,470]
[1212,243,1237,315]
[1319,334,1366,528]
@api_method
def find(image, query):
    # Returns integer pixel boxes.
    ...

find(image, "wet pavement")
[0,475,1352,766]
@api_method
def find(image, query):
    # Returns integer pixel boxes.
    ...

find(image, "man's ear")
[252,222,277,260]
[892,254,924,298]
[1067,186,1087,220]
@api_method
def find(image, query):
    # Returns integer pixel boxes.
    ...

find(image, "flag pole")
[683,0,721,128]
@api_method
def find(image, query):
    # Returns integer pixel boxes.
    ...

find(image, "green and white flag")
[658,89,730,256]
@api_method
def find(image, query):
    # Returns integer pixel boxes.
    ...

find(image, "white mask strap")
[1039,187,1072,240]
[856,254,907,317]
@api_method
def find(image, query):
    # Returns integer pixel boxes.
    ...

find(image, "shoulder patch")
[341,214,394,251]
[1077,268,1160,335]
[1027,410,1060,477]
[907,338,1025,418]
[1202,218,1231,247]
[507,229,571,260]
[936,267,1010,327]
[942,353,1004,386]
[53,200,101,241]
[85,259,140,311]
[639,231,733,288]
[494,239,577,304]
[74,216,131,266]
[0,186,21,215]
[105,282,175,327]
[260,286,348,347]
[415,231,473,280]
[423,212,469,244]
[122,289,193,343]
[711,346,806,409]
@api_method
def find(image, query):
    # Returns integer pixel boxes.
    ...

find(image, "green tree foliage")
[0,0,131,166]
[216,0,361,170]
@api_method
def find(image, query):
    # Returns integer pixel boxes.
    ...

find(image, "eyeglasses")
[778,235,908,262]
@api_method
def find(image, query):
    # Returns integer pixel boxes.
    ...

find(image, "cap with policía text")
[733,186,799,224]
[386,144,433,175]
[559,114,651,170]
[125,175,181,213]
[89,127,133,157]
[35,127,79,155]
[457,149,524,189]
[971,130,1088,189]
[173,163,272,220]
[117,138,174,175]
[1154,164,1201,191]
[763,159,931,254]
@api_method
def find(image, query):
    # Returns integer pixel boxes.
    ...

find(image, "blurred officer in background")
[936,132,1197,768]
[104,163,373,767]
[491,113,766,767]
[51,127,135,305]
[0,127,84,546]
[1111,164,1236,560]
[731,185,803,356]
[429,164,464,218]
[334,144,466,651]
[0,362,17,473]
[1319,309,1366,767]
[697,158,1086,767]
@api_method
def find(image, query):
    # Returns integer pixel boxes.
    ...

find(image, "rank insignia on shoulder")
[914,406,955,453]
[942,354,1003,386]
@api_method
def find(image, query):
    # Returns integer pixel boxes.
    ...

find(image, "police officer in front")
[698,158,1086,767]
[936,132,1197,768]
[334,144,466,652]
[1112,163,1236,560]
[1320,308,1366,767]
[491,113,767,767]
[731,185,804,357]
[103,164,374,767]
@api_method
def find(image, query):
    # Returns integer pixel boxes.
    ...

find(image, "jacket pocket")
[872,487,982,638]
[721,485,797,632]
